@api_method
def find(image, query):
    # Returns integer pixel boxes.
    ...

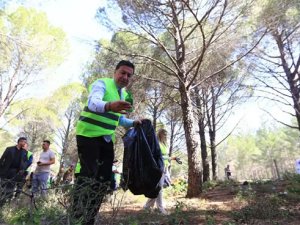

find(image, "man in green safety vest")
[72,60,141,224]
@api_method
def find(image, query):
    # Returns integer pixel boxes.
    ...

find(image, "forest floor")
[1,178,300,225]
[99,179,300,225]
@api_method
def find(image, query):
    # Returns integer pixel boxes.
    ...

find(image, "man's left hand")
[133,119,142,127]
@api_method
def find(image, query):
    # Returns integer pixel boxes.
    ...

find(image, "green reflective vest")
[27,151,33,160]
[26,151,33,172]
[75,161,81,174]
[76,78,122,139]
[160,143,169,167]
[124,90,133,112]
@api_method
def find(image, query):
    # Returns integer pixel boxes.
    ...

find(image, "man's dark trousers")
[72,135,114,225]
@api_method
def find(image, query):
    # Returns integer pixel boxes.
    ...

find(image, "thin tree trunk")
[168,117,175,171]
[199,118,209,182]
[273,159,280,179]
[208,87,217,180]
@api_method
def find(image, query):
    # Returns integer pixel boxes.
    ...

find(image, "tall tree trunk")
[168,116,175,173]
[194,88,209,182]
[274,33,300,132]
[207,87,217,180]
[57,110,73,176]
[179,83,202,197]
[210,129,217,180]
[199,117,209,182]
[169,118,175,158]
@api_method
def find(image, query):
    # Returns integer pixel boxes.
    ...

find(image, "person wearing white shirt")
[32,140,55,197]
[73,60,141,225]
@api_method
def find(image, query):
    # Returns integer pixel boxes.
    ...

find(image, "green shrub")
[1,190,68,225]
[284,173,300,195]
[232,195,289,223]
[202,180,219,192]
[167,201,188,225]
[165,178,187,196]
[205,214,216,225]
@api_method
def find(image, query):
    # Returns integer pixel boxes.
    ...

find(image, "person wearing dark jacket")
[0,137,29,205]
[15,142,33,197]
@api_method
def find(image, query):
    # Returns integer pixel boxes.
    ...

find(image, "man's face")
[114,65,134,88]
[18,140,27,148]
[42,142,50,150]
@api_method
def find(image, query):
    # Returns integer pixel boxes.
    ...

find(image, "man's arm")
[49,151,56,165]
[38,158,55,166]
[23,153,33,170]
[0,148,11,176]
[119,115,134,127]
[0,147,9,166]
[88,80,106,113]
[49,157,55,165]
[28,154,33,166]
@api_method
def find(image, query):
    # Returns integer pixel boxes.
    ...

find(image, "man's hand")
[133,119,142,127]
[106,100,132,114]
[37,161,45,166]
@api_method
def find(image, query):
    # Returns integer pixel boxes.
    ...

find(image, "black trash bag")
[122,119,164,198]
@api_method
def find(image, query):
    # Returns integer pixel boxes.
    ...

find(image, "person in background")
[0,137,28,205]
[110,160,121,191]
[72,60,142,225]
[225,165,231,180]
[143,128,177,215]
[32,140,55,198]
[15,142,33,197]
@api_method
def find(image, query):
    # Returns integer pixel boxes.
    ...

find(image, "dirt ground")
[98,181,300,225]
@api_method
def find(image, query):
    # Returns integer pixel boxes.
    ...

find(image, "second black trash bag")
[122,119,164,198]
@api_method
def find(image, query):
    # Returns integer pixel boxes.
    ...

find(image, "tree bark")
[207,87,217,180]
[179,83,202,197]
[194,88,210,182]
[274,32,300,132]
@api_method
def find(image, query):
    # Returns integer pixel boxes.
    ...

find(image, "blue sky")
[24,0,112,95]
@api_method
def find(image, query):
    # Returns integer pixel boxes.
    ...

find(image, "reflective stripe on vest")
[76,78,121,137]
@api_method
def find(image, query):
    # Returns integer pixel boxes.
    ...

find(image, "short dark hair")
[17,137,27,143]
[43,140,51,145]
[115,60,135,73]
